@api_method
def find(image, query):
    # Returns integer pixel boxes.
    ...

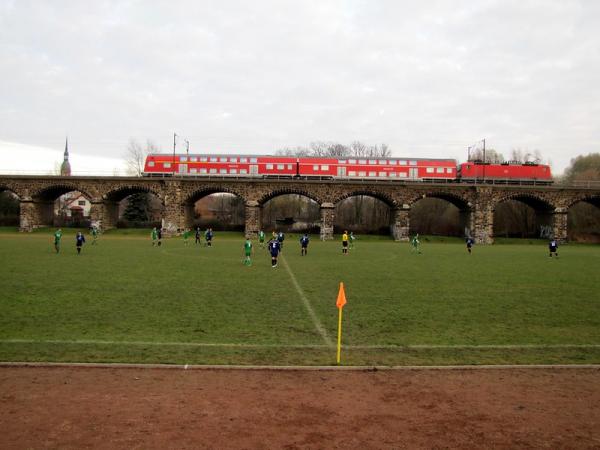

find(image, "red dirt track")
[1,366,599,449]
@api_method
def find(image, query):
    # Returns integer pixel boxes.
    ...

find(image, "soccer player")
[277,231,285,252]
[300,233,309,256]
[195,226,201,245]
[342,230,349,254]
[75,231,86,254]
[91,226,98,245]
[243,237,253,266]
[53,228,62,253]
[183,228,190,245]
[466,236,474,254]
[349,231,356,249]
[549,238,558,257]
[151,227,158,246]
[258,230,265,248]
[410,233,421,254]
[268,237,281,267]
[205,228,213,247]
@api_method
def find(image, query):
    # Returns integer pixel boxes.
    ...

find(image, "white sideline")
[2,339,599,350]
[280,254,333,347]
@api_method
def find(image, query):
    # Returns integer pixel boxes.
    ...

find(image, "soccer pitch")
[1,230,599,366]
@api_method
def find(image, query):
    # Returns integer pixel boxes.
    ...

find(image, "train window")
[190,157,197,162]
[220,157,227,162]
[240,169,247,174]
[410,160,417,165]
[338,160,347,164]
[190,168,197,174]
[399,160,407,165]
[266,164,274,170]
[436,167,444,173]
[389,172,397,177]
[399,172,407,178]
[230,168,238,174]
[230,157,237,163]
[200,157,207,162]
[379,160,387,164]
[240,157,248,163]
[277,164,284,170]
[210,168,217,174]
[359,159,367,164]
[369,171,376,176]
[180,156,187,162]
[321,165,329,171]
[250,158,258,163]
[358,171,366,177]
[313,165,319,171]
[210,157,218,162]
[389,160,396,165]
[164,162,171,168]
[426,168,434,173]
[219,169,227,174]
[200,168,207,174]
[287,164,292,170]
[147,161,155,167]
[349,171,356,176]
[349,159,356,164]
[369,159,377,164]
[378,172,387,177]
[446,168,453,173]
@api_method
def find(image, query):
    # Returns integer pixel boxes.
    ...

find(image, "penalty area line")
[280,254,333,347]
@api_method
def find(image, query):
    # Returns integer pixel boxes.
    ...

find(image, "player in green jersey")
[410,233,421,254]
[258,230,265,248]
[151,227,158,246]
[243,237,253,266]
[53,228,62,253]
[349,231,356,249]
[183,228,190,245]
[91,226,98,245]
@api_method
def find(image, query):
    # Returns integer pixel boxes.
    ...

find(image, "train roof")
[146,153,457,162]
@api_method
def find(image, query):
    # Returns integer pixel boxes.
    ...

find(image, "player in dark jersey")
[75,231,86,255]
[549,239,558,257]
[466,237,474,254]
[268,238,281,267]
[300,233,309,256]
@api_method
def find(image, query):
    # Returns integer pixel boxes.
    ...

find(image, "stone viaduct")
[1,175,599,243]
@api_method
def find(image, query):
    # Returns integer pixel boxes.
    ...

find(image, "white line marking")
[2,339,599,350]
[279,255,333,347]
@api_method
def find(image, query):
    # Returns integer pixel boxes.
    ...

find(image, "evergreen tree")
[122,193,151,226]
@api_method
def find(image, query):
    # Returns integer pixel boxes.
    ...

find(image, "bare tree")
[125,139,160,176]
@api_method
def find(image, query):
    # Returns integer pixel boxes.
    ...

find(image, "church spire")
[60,136,71,176]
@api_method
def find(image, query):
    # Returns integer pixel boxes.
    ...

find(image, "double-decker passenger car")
[143,154,458,181]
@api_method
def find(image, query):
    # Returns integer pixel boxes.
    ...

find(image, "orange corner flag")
[336,282,347,309]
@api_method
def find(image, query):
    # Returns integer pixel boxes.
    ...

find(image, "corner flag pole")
[336,282,347,365]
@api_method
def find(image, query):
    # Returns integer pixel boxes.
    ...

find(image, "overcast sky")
[1,0,599,175]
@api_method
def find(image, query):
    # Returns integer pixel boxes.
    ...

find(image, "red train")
[142,154,553,184]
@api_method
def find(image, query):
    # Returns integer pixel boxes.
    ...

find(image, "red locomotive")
[142,153,552,184]
[458,161,552,184]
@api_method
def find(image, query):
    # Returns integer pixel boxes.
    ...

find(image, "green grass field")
[1,228,599,366]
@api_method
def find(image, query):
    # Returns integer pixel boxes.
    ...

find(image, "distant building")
[60,137,71,176]
[54,192,91,218]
